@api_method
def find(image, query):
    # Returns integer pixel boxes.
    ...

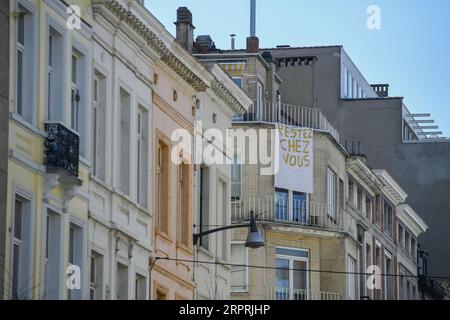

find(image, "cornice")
[93,0,208,92]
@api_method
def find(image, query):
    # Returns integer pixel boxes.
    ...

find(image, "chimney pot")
[246,36,259,54]
[175,7,195,53]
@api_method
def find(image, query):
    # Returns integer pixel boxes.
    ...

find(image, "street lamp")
[193,212,264,249]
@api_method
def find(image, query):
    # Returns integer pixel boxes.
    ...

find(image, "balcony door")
[275,189,308,224]
[275,247,309,300]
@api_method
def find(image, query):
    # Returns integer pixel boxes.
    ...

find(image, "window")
[339,179,344,207]
[385,252,394,300]
[11,195,32,300]
[347,255,356,300]
[231,155,241,201]
[177,163,190,246]
[232,77,242,88]
[68,223,83,300]
[346,72,352,99]
[275,248,309,300]
[15,3,35,123]
[357,189,362,211]
[275,188,289,221]
[411,238,416,259]
[119,88,131,195]
[199,166,210,250]
[47,26,63,121]
[90,251,103,300]
[398,225,404,247]
[365,197,372,220]
[44,209,62,300]
[405,231,410,253]
[156,140,169,233]
[384,202,393,237]
[352,78,357,99]
[92,72,106,181]
[256,81,264,119]
[217,179,228,260]
[137,106,149,207]
[344,68,348,97]
[231,243,247,292]
[375,195,381,225]
[327,168,336,219]
[116,263,128,300]
[71,46,87,156]
[365,244,372,299]
[348,179,354,205]
[374,244,382,300]
[135,273,146,300]
[292,192,307,224]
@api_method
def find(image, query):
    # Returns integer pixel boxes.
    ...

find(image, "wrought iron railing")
[44,122,79,177]
[233,100,340,142]
[266,287,342,300]
[231,196,357,237]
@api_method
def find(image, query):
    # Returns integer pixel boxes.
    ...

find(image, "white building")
[193,62,251,300]
[88,0,167,300]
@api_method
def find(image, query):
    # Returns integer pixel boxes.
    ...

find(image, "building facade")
[3,0,93,299]
[0,0,10,298]
[261,45,450,282]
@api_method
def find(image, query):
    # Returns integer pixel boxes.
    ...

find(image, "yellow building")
[3,0,93,299]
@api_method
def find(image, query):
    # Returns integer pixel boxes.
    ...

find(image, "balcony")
[43,122,81,212]
[233,100,340,143]
[44,122,79,177]
[265,287,342,300]
[232,196,356,237]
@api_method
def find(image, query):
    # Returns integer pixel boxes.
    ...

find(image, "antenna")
[250,0,256,37]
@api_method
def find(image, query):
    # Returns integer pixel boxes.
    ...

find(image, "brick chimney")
[246,36,259,53]
[175,7,195,53]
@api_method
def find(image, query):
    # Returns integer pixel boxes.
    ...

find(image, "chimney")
[175,7,195,53]
[246,0,259,53]
[195,35,216,52]
[371,84,389,97]
[246,36,259,53]
[230,34,236,50]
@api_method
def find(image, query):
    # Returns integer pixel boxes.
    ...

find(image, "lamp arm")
[193,223,250,246]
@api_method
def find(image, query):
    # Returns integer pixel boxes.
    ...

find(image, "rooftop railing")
[233,100,340,142]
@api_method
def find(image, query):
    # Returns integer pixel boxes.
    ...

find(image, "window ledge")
[10,112,46,137]
[156,229,173,244]
[177,242,193,255]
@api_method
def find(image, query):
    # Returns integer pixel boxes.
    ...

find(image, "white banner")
[275,124,313,194]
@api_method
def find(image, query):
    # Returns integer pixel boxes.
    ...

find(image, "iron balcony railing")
[44,122,79,177]
[233,100,340,142]
[266,287,342,301]
[231,196,357,237]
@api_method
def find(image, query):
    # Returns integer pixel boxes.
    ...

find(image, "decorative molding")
[152,93,194,132]
[93,0,208,92]
[9,150,46,174]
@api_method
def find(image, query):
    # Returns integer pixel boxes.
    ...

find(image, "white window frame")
[136,104,149,208]
[230,241,248,293]
[15,0,37,125]
[10,186,35,300]
[347,255,357,300]
[327,168,337,219]
[67,220,85,300]
[231,154,242,201]
[42,205,63,300]
[134,271,147,300]
[275,247,310,300]
[89,250,104,300]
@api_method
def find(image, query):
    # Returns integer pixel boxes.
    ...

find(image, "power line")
[153,256,450,281]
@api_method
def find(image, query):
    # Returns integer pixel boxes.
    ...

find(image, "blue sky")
[145,0,450,136]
